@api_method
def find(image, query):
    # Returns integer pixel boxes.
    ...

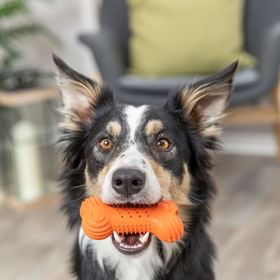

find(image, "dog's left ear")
[165,62,238,139]
[53,54,114,132]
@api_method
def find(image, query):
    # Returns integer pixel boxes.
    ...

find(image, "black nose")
[112,168,146,197]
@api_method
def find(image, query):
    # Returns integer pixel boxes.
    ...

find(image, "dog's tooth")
[113,231,123,243]
[139,232,149,243]
[113,231,118,241]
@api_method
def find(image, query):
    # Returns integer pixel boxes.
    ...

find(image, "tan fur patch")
[58,118,80,132]
[58,107,84,132]
[145,120,164,136]
[180,83,229,137]
[146,158,192,223]
[106,121,122,137]
[71,80,102,108]
[85,163,112,198]
[85,166,101,197]
[58,79,102,132]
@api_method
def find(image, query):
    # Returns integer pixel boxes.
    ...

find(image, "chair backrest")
[100,0,130,67]
[244,0,280,59]
[100,0,280,65]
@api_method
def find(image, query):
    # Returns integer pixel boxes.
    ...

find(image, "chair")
[79,0,280,157]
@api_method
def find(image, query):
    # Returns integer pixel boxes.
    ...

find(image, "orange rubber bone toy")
[80,197,184,243]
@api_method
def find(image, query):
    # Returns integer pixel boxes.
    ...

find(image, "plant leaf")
[0,0,29,18]
[0,23,60,45]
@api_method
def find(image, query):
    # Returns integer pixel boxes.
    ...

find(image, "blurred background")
[0,0,279,279]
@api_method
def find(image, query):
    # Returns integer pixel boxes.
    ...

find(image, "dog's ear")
[165,62,238,140]
[53,54,114,132]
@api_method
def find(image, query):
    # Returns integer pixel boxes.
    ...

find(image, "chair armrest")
[259,22,280,90]
[78,31,126,87]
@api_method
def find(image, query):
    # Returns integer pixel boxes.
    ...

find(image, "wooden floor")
[0,155,280,280]
[212,155,280,280]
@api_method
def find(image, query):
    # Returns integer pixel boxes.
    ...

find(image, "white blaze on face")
[125,105,147,142]
[101,105,162,204]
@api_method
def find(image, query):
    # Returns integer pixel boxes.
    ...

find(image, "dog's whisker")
[189,195,204,204]
[68,194,87,204]
[68,184,85,191]
[95,162,105,167]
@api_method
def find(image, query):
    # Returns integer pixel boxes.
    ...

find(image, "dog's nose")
[112,168,146,197]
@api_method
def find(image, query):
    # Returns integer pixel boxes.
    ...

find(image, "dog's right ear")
[53,54,114,132]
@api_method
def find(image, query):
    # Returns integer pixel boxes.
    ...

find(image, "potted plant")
[0,0,58,91]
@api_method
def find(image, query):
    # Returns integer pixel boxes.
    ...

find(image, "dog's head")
[54,54,237,256]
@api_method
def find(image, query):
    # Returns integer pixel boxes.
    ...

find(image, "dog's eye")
[155,138,171,151]
[99,138,113,151]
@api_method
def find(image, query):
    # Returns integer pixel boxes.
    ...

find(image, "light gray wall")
[15,0,99,77]
[222,125,276,156]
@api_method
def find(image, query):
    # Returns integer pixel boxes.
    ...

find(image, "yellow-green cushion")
[128,0,255,76]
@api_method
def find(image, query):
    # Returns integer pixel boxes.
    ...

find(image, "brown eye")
[99,138,113,151]
[155,138,171,151]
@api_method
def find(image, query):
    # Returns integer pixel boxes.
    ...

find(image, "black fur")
[54,55,237,280]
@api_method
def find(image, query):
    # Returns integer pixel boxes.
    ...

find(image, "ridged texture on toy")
[80,198,112,240]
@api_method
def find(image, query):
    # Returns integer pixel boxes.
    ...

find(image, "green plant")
[0,0,57,70]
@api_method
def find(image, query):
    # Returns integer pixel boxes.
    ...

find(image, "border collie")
[53,54,237,280]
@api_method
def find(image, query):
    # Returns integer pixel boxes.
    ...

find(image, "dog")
[53,54,237,280]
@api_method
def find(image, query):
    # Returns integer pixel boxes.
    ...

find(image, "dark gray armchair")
[79,0,280,107]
